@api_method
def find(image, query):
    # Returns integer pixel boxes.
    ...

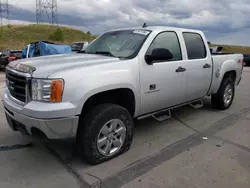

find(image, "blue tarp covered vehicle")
[21,41,72,59]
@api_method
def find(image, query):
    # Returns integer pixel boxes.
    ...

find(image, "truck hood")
[8,53,120,78]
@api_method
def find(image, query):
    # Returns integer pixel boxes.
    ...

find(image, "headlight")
[31,79,64,102]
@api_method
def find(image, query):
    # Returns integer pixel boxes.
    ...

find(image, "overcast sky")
[8,0,250,46]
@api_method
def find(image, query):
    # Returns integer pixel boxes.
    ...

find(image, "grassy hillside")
[209,44,250,54]
[0,24,97,50]
[0,24,250,54]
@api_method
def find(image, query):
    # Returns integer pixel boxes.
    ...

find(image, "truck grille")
[6,70,27,103]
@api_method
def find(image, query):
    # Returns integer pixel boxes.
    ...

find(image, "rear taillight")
[238,59,244,72]
[241,59,244,72]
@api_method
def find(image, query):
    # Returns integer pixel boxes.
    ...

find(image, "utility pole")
[0,0,10,26]
[36,0,58,25]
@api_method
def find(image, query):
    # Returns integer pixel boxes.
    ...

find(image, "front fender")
[51,60,140,116]
[80,83,139,114]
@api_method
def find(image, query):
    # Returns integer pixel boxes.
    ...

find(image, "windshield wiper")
[77,51,97,55]
[94,51,116,57]
[78,50,122,58]
[77,50,86,53]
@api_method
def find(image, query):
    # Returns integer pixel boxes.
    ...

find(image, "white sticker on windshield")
[133,30,150,35]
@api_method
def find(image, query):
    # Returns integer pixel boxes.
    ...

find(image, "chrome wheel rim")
[97,119,126,156]
[223,84,233,106]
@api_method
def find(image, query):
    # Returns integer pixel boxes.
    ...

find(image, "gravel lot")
[0,68,250,188]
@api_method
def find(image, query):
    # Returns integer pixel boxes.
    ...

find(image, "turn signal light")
[50,80,64,102]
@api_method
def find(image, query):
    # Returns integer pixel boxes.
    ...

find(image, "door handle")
[203,63,211,68]
[175,66,186,73]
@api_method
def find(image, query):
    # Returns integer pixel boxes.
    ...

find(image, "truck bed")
[212,53,243,66]
[211,53,234,55]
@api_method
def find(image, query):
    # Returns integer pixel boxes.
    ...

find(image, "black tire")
[211,77,235,110]
[77,104,134,165]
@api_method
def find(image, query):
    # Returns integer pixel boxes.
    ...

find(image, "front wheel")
[77,104,134,165]
[211,77,235,110]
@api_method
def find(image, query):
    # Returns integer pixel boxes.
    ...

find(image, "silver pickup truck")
[2,26,243,164]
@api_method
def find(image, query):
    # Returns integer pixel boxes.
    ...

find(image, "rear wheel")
[211,77,235,110]
[77,104,134,165]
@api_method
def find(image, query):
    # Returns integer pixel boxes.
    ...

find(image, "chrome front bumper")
[2,84,80,139]
[4,106,79,139]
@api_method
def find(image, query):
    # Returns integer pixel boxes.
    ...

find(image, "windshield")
[84,29,151,58]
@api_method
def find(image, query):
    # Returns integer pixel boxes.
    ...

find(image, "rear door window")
[182,32,207,59]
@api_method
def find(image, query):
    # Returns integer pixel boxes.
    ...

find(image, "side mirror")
[145,48,173,65]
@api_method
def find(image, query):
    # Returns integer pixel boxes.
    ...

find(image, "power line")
[36,0,58,25]
[0,0,10,26]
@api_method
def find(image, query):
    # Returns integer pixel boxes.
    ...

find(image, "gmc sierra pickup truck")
[2,26,243,165]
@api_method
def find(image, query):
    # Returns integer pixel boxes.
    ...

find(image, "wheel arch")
[216,70,237,93]
[78,83,139,118]
[211,69,237,94]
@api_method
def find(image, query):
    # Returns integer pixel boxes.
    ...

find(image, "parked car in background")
[0,50,22,71]
[71,41,89,52]
[243,54,250,66]
[22,41,72,59]
[2,26,243,165]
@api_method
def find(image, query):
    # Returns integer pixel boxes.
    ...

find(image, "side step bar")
[137,98,204,122]
[138,109,171,122]
[152,109,171,122]
[189,100,204,109]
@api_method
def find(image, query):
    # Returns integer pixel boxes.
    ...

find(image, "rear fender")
[210,59,237,94]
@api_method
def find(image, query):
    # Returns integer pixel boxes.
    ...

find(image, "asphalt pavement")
[0,68,250,188]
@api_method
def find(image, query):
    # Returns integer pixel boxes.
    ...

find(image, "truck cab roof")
[108,26,203,34]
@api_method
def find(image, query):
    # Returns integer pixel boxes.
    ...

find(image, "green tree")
[49,28,64,41]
